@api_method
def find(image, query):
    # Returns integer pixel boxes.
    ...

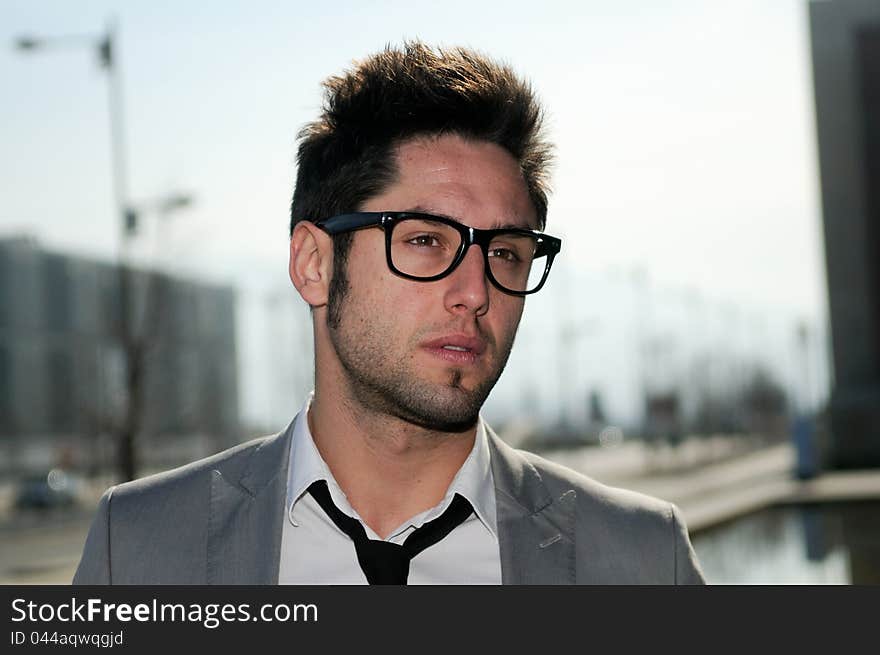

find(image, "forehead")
[364,134,537,230]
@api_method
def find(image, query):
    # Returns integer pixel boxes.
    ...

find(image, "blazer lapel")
[207,422,293,584]
[487,428,576,584]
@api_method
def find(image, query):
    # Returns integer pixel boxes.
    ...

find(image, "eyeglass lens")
[389,217,548,293]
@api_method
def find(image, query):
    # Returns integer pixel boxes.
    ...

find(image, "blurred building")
[810,0,880,467]
[0,236,239,474]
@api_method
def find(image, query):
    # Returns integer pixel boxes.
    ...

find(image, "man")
[74,42,705,585]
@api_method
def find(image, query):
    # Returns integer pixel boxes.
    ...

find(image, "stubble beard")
[326,272,516,433]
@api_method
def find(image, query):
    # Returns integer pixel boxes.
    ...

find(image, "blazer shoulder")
[109,433,275,504]
[96,430,289,548]
[73,431,287,585]
[515,446,673,517]
[511,446,705,584]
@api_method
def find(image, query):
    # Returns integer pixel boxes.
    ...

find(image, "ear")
[289,221,333,307]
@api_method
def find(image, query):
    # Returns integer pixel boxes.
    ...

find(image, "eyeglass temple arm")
[314,212,385,234]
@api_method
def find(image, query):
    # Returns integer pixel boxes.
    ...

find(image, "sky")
[1,0,831,428]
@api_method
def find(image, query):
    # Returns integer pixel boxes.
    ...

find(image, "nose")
[443,244,490,317]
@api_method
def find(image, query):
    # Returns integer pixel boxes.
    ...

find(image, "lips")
[421,334,487,365]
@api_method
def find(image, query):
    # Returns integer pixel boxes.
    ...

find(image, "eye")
[488,247,520,262]
[407,233,442,248]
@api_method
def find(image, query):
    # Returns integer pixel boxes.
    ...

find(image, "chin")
[396,408,480,434]
[389,380,486,433]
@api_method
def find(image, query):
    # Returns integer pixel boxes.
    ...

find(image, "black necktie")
[307,479,474,585]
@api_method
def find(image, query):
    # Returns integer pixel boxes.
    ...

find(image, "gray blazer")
[73,423,705,584]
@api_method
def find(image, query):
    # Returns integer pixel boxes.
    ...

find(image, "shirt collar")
[286,392,352,519]
[285,392,498,541]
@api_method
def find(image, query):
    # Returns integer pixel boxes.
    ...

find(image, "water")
[691,501,880,584]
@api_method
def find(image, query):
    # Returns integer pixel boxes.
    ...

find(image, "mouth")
[421,335,487,365]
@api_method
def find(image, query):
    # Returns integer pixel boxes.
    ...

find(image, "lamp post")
[15,20,142,480]
[16,22,197,482]
[558,317,599,430]
[117,191,195,481]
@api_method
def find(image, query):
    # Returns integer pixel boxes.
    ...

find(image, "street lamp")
[14,19,130,248]
[126,191,196,274]
[127,192,196,236]
[158,193,193,214]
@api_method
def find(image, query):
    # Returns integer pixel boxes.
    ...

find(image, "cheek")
[382,282,435,323]
[344,236,394,303]
[492,296,525,340]
[347,262,428,332]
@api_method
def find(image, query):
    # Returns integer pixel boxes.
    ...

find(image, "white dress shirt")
[278,393,503,584]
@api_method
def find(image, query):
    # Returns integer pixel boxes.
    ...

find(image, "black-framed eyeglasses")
[315,211,562,296]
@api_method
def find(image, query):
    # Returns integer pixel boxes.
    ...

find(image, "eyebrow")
[406,205,536,231]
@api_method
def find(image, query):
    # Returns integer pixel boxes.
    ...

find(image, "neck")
[308,379,477,540]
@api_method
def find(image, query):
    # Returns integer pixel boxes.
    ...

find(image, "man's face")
[326,133,537,432]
